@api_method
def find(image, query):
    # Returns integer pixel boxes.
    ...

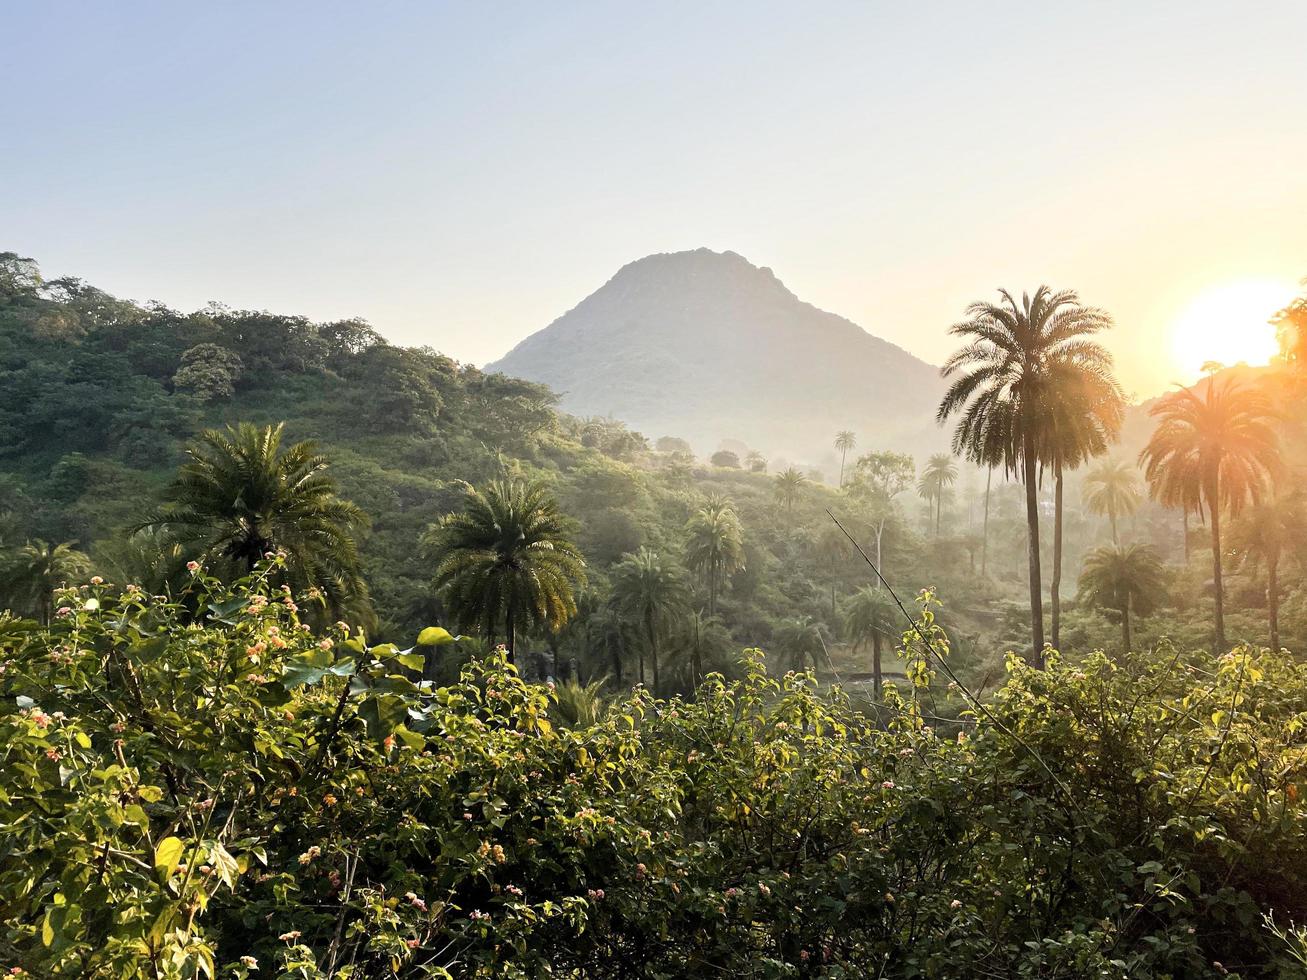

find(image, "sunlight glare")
[1170,280,1293,379]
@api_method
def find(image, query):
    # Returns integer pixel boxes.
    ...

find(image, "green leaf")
[396,651,426,672]
[154,836,185,881]
[417,626,458,647]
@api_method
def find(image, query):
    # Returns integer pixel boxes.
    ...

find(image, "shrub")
[1,574,1305,977]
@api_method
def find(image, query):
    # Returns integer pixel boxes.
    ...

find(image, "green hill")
[3,250,1005,679]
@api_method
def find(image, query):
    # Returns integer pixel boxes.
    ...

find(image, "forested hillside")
[6,250,1306,688]
[0,252,999,683]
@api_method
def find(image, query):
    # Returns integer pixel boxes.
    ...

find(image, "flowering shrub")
[1,569,1306,977]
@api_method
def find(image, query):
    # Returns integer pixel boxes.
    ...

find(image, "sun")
[1170,280,1294,379]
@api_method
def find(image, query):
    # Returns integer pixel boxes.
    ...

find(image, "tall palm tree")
[684,499,745,617]
[775,615,826,673]
[1140,378,1280,651]
[425,478,586,661]
[669,610,734,688]
[813,523,848,619]
[1229,492,1306,652]
[774,467,806,513]
[609,547,690,692]
[834,431,857,487]
[844,585,897,698]
[138,422,370,621]
[1077,543,1167,656]
[1083,459,1143,544]
[1,540,92,623]
[1041,352,1125,649]
[938,286,1115,666]
[916,454,958,537]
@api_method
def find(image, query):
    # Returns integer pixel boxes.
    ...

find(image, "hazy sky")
[5,1,1305,398]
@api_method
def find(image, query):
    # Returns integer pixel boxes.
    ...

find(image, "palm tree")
[684,499,745,617]
[551,677,608,729]
[669,610,734,688]
[1,540,92,623]
[1083,459,1143,544]
[774,467,806,513]
[844,585,897,697]
[834,431,857,487]
[426,478,586,661]
[610,547,690,692]
[138,423,370,621]
[1042,352,1125,649]
[938,286,1115,666]
[775,615,826,673]
[980,466,993,575]
[916,454,958,537]
[813,523,848,619]
[1229,492,1306,652]
[1140,378,1280,651]
[1077,543,1167,655]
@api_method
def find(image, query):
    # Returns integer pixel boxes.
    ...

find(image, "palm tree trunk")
[874,519,886,588]
[935,490,942,537]
[1051,466,1063,652]
[839,449,847,488]
[1210,476,1226,653]
[1022,435,1046,667]
[505,605,516,664]
[1109,503,1118,546]
[1268,554,1281,652]
[1121,601,1131,658]
[646,608,660,694]
[872,630,883,699]
[1182,509,1190,562]
[981,468,991,576]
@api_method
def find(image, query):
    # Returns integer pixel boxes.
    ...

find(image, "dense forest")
[5,250,1307,977]
[6,252,1305,689]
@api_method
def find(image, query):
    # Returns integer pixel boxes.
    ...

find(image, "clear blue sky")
[4,1,1305,395]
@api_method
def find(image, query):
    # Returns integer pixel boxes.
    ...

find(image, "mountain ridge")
[488,248,948,466]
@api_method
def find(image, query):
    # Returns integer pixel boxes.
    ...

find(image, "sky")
[4,1,1305,399]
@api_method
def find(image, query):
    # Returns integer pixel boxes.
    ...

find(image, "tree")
[610,547,690,693]
[843,585,897,697]
[1041,349,1125,649]
[171,343,243,401]
[1083,459,1143,544]
[834,431,857,487]
[710,450,741,469]
[774,615,826,673]
[138,423,370,622]
[813,523,849,619]
[1229,492,1306,652]
[426,479,586,662]
[745,450,767,473]
[684,499,745,617]
[669,611,734,689]
[774,467,806,513]
[655,436,692,454]
[847,451,914,584]
[1077,543,1167,655]
[1273,283,1307,369]
[938,286,1115,666]
[0,540,92,623]
[916,454,958,537]
[1140,378,1280,651]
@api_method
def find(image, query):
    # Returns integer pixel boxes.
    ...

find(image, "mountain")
[487,249,947,465]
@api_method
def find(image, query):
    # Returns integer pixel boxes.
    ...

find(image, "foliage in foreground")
[2,571,1306,978]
